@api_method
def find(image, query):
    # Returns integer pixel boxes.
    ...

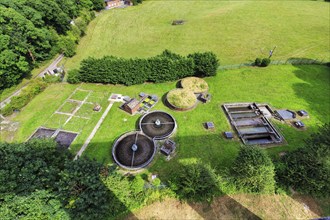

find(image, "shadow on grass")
[291,63,330,122]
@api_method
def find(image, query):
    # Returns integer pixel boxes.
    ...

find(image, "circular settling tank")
[139,111,177,139]
[112,131,156,170]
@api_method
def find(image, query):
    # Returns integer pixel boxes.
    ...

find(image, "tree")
[277,123,330,196]
[67,69,81,84]
[0,49,30,89]
[188,51,219,77]
[0,139,71,194]
[57,33,77,57]
[90,0,105,11]
[169,163,221,202]
[0,191,69,219]
[57,158,111,219]
[231,146,275,194]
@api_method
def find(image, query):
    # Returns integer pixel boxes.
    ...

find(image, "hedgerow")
[69,50,219,85]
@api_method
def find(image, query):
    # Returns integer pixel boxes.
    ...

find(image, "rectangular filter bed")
[223,103,283,145]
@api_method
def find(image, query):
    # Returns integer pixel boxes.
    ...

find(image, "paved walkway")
[74,101,114,160]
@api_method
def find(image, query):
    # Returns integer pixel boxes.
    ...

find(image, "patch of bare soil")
[125,194,322,220]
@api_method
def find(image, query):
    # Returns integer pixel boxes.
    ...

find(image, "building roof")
[126,98,140,109]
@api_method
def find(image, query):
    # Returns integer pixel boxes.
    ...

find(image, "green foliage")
[43,74,63,83]
[67,69,81,84]
[169,163,221,202]
[57,158,111,219]
[102,171,145,217]
[0,79,47,116]
[231,146,275,194]
[261,58,271,67]
[0,191,69,220]
[277,123,330,196]
[152,178,161,187]
[254,57,271,67]
[0,139,71,194]
[188,51,219,77]
[0,0,100,90]
[0,139,118,219]
[90,0,105,10]
[57,34,77,57]
[131,175,145,194]
[255,57,262,66]
[73,50,219,85]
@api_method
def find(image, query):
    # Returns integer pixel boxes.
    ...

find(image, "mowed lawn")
[63,1,329,70]
[5,64,329,180]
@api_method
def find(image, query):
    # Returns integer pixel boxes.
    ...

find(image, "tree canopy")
[0,139,111,219]
[231,146,276,194]
[0,0,101,90]
[277,123,330,196]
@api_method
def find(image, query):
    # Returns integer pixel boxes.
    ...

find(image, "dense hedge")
[70,50,219,85]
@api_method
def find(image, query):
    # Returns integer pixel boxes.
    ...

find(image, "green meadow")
[62,0,329,70]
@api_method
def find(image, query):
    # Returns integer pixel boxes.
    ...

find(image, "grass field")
[62,1,329,70]
[2,64,329,217]
[3,64,329,170]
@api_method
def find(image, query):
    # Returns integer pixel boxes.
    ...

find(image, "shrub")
[276,123,330,196]
[67,69,81,84]
[261,58,271,67]
[231,146,275,194]
[169,163,221,202]
[57,34,77,57]
[188,51,219,77]
[43,74,63,83]
[255,57,262,66]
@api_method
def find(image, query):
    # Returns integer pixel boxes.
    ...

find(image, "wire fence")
[218,58,328,70]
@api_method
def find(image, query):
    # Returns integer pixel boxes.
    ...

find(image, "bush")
[67,69,81,84]
[276,123,330,196]
[261,58,271,67]
[43,74,63,83]
[255,57,262,66]
[231,146,275,194]
[70,50,219,85]
[0,79,47,116]
[188,51,219,77]
[169,163,221,202]
[57,33,77,57]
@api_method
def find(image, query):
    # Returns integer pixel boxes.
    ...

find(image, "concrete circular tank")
[139,111,177,139]
[112,131,156,170]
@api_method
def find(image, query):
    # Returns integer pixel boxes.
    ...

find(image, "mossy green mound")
[167,89,197,109]
[181,77,209,93]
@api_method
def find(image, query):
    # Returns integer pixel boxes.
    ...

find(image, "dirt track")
[126,194,323,220]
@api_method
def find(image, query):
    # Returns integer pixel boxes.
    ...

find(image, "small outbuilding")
[122,98,141,115]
